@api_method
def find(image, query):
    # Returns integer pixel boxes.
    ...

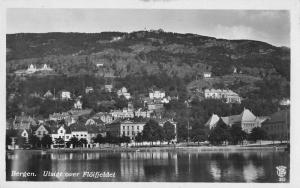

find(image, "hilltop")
[6,30,290,80]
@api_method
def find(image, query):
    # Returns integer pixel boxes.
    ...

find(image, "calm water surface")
[6,150,289,182]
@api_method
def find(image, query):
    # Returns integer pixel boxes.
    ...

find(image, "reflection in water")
[6,150,289,182]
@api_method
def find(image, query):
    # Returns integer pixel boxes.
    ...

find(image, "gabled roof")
[205,114,220,129]
[240,108,256,122]
[221,108,256,126]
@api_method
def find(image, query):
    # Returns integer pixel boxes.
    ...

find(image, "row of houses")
[10,117,177,147]
[205,108,289,140]
[15,64,53,76]
[12,123,103,147]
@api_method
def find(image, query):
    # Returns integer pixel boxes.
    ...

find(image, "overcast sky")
[7,9,290,47]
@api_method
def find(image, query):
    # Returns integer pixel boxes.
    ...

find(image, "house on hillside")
[204,89,241,103]
[203,72,212,78]
[93,112,113,124]
[74,100,83,110]
[104,84,113,92]
[85,87,94,94]
[44,90,54,99]
[149,89,166,99]
[117,87,131,100]
[13,113,37,130]
[59,90,71,100]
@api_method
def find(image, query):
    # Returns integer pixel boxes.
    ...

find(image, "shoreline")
[7,145,288,153]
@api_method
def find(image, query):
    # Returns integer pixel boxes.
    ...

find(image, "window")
[123,126,125,130]
[60,130,63,133]
[81,134,83,136]
[127,131,130,135]
[137,126,139,130]
[66,136,69,139]
[38,131,41,135]
[85,135,87,137]
[123,131,125,136]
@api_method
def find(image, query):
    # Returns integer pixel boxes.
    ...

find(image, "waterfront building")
[107,120,146,139]
[261,109,290,141]
[204,89,241,103]
[33,125,51,140]
[17,129,31,142]
[69,124,89,142]
[205,108,268,134]
[50,125,72,143]
[204,113,221,129]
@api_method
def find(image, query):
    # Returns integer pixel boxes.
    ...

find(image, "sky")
[6,8,290,47]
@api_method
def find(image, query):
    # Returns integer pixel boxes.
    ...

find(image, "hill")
[6,30,290,80]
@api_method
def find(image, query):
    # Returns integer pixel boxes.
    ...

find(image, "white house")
[40,64,53,71]
[117,87,131,100]
[60,90,71,100]
[203,72,212,78]
[85,87,94,94]
[149,90,166,99]
[74,100,83,110]
[26,64,37,74]
[50,125,72,143]
[69,124,89,142]
[204,89,241,103]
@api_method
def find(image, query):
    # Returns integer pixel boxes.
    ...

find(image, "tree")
[93,134,105,144]
[163,121,175,144]
[55,137,65,145]
[229,124,247,145]
[28,135,40,148]
[79,138,88,147]
[120,135,131,144]
[192,127,209,144]
[16,137,27,148]
[68,136,79,148]
[135,132,143,146]
[208,119,230,145]
[41,135,53,148]
[142,119,165,145]
[249,127,267,142]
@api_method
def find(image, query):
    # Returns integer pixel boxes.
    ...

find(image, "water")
[6,150,289,182]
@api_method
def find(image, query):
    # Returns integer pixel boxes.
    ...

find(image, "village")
[6,64,290,150]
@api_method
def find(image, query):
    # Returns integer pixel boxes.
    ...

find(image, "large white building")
[204,89,241,103]
[149,90,166,99]
[205,108,268,133]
